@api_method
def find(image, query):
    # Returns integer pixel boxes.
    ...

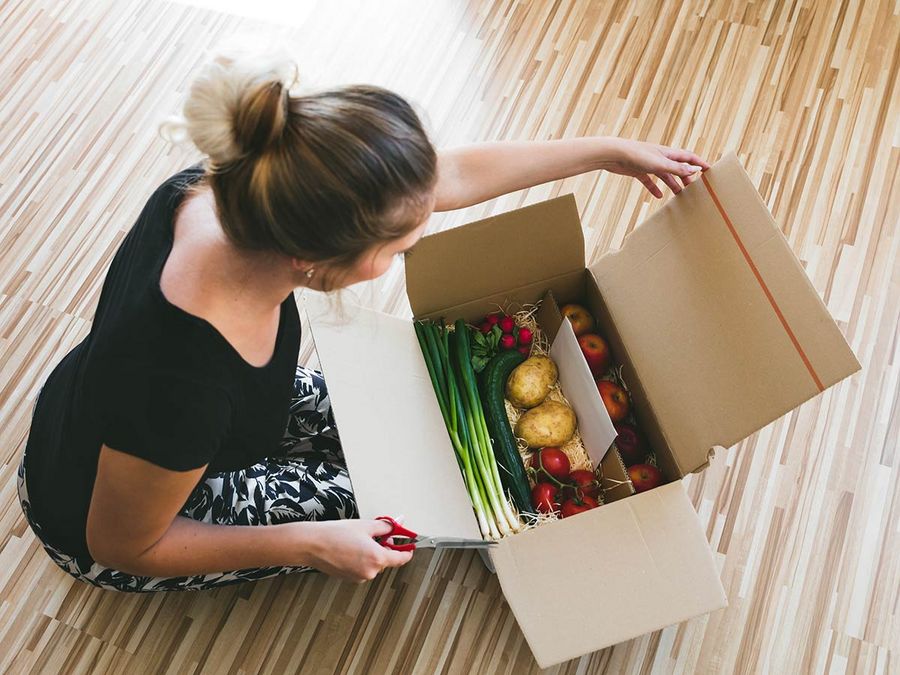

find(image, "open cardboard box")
[302,151,861,668]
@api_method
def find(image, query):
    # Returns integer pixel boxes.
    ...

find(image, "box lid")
[589,152,862,475]
[302,293,482,540]
[405,194,585,316]
[489,480,727,668]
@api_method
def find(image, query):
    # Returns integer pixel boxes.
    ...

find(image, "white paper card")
[549,318,618,465]
[302,293,481,540]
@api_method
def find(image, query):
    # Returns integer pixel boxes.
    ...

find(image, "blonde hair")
[158,40,437,294]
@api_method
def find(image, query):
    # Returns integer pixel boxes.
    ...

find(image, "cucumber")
[480,350,534,515]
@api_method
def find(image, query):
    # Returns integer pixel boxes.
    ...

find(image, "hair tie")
[282,84,291,117]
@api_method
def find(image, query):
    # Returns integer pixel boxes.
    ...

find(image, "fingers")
[680,170,700,187]
[367,517,415,569]
[664,147,711,171]
[638,174,663,199]
[369,518,395,537]
[657,172,683,195]
[664,159,704,179]
[381,548,415,568]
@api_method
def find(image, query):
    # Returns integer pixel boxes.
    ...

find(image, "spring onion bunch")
[415,319,522,539]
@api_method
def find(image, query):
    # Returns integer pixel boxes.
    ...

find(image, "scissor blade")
[416,537,497,549]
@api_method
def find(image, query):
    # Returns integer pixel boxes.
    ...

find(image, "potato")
[505,355,558,408]
[514,400,577,448]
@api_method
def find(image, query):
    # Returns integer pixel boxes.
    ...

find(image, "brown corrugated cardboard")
[589,152,862,474]
[303,151,861,668]
[490,481,727,666]
[405,195,585,320]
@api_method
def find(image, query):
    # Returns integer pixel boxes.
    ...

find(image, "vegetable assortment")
[480,350,533,515]
[414,319,523,539]
[416,307,613,538]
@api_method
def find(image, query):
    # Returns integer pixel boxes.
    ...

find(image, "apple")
[597,379,630,422]
[613,421,647,466]
[627,463,662,493]
[560,304,594,336]
[577,333,611,376]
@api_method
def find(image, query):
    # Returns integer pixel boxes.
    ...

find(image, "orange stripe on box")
[700,173,825,392]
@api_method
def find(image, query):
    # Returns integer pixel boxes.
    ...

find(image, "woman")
[18,46,709,592]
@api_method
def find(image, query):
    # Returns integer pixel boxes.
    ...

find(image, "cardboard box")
[302,151,861,668]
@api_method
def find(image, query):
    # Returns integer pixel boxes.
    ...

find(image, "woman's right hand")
[297,518,415,583]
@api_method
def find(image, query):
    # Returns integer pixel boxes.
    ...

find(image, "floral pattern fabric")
[17,365,358,592]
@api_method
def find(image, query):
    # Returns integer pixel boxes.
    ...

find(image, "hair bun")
[159,39,299,164]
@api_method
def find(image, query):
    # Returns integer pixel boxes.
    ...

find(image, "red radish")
[531,447,570,481]
[517,327,533,345]
[498,315,516,333]
[531,482,560,514]
[517,345,530,356]
[479,320,493,334]
[486,313,501,326]
[499,334,516,350]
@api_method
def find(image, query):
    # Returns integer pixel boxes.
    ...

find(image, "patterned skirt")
[17,365,358,592]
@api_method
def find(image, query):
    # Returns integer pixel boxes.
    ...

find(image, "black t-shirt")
[23,161,302,560]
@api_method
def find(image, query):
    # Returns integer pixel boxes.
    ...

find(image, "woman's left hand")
[598,138,711,198]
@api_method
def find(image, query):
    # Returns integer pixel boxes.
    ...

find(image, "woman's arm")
[433,136,711,211]
[86,445,411,580]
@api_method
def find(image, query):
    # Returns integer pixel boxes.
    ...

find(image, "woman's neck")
[177,186,299,319]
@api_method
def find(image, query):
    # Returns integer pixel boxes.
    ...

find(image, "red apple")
[613,421,647,466]
[597,379,630,422]
[577,333,612,376]
[561,304,594,336]
[627,463,662,493]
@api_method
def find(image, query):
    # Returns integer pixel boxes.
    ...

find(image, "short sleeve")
[99,361,233,472]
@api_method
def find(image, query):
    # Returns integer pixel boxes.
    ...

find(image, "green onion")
[415,318,522,539]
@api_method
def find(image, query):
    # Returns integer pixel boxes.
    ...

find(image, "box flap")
[490,480,727,668]
[303,293,481,540]
[589,152,862,474]
[405,194,585,317]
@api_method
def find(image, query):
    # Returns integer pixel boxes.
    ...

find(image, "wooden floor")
[1,0,897,672]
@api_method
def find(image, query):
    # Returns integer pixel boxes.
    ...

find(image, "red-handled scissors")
[374,516,497,550]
